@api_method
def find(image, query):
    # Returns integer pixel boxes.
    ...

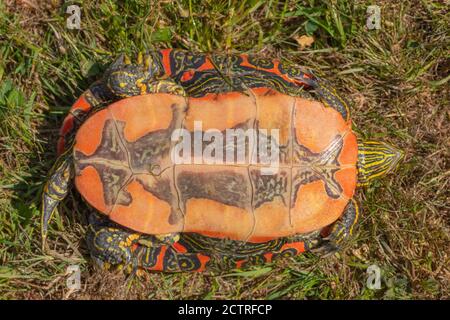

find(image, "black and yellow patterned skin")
[42,50,403,272]
[357,141,404,186]
[86,211,324,272]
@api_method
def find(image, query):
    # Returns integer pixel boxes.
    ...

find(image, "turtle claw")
[91,256,111,271]
[123,54,131,65]
[137,52,143,65]
[312,240,340,256]
[144,55,152,70]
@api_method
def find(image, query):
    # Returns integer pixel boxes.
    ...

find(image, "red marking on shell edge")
[280,242,305,254]
[264,253,273,263]
[197,57,214,71]
[195,254,211,272]
[59,114,75,136]
[57,137,65,155]
[239,54,255,69]
[180,70,195,82]
[239,54,308,87]
[70,95,91,112]
[148,246,167,271]
[235,259,246,269]
[172,242,188,253]
[161,48,173,76]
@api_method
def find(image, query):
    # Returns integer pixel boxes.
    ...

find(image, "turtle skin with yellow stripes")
[41,50,403,272]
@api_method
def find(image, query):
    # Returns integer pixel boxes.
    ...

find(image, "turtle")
[41,49,403,272]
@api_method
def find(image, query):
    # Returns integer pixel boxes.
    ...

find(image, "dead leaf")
[294,35,315,49]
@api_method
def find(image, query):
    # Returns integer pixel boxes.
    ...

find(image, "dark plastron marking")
[74,104,186,218]
[251,122,288,164]
[135,175,172,204]
[192,120,255,164]
[291,134,345,203]
[133,102,187,173]
[78,119,129,163]
[126,129,172,172]
[74,119,133,207]
[241,83,296,232]
[176,170,250,209]
[250,169,289,208]
[133,174,183,226]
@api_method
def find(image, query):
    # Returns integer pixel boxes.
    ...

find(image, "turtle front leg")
[86,212,211,272]
[317,199,360,253]
[86,212,142,271]
[104,52,186,98]
[86,212,184,272]
[41,153,73,245]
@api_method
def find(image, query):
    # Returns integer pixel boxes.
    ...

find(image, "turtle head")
[357,140,403,185]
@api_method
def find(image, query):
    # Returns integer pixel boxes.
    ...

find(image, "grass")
[0,0,448,299]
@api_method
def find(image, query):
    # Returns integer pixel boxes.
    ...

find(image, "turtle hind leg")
[41,153,73,245]
[86,212,142,272]
[317,199,360,254]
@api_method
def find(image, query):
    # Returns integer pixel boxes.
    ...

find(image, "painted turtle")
[42,50,403,272]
